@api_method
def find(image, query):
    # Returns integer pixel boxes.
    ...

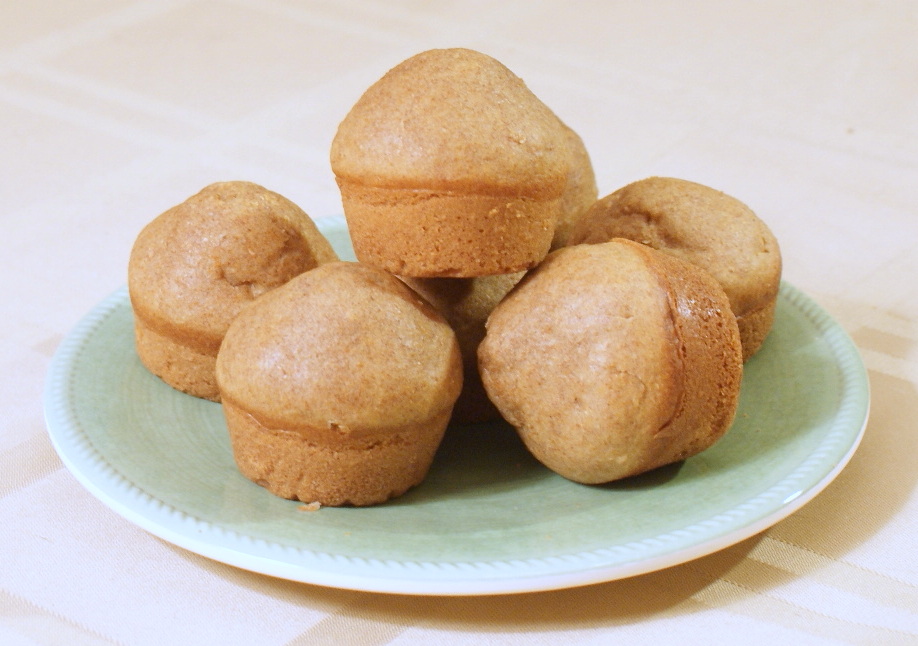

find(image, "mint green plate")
[44,216,869,595]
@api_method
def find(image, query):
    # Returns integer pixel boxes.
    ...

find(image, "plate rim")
[43,226,870,595]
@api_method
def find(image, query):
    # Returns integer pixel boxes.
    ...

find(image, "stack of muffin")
[128,48,781,506]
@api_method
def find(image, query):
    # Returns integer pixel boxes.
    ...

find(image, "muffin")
[567,176,781,360]
[330,48,571,277]
[215,261,463,506]
[401,272,525,424]
[127,181,337,401]
[478,239,743,484]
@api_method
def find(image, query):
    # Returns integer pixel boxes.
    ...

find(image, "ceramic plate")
[44,216,869,595]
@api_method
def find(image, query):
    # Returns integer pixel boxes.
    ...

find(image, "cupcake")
[215,261,463,506]
[331,48,571,277]
[479,239,743,484]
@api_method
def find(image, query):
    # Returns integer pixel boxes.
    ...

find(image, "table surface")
[3,2,917,644]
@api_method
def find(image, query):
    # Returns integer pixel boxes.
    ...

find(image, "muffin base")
[339,182,559,277]
[222,400,450,506]
[133,317,220,401]
[737,297,777,362]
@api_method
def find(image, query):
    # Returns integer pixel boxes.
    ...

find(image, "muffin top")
[216,262,463,440]
[128,181,337,353]
[330,48,570,199]
[568,176,781,318]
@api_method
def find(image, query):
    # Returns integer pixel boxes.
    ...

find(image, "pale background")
[2,1,916,644]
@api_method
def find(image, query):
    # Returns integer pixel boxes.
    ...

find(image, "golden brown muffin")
[567,177,781,360]
[401,272,525,424]
[550,123,598,250]
[128,181,337,401]
[478,239,743,484]
[330,48,571,277]
[215,261,463,506]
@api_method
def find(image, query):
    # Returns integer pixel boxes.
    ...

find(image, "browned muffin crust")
[330,48,571,277]
[128,181,337,400]
[221,401,451,507]
[215,261,463,506]
[567,176,781,360]
[402,271,525,424]
[478,239,742,484]
[550,123,598,250]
